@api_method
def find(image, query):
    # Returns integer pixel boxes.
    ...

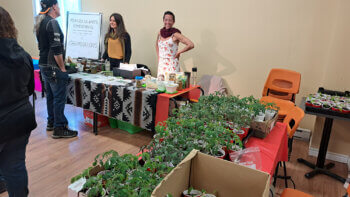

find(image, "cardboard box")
[251,113,278,139]
[69,150,270,197]
[152,150,270,197]
[113,68,142,79]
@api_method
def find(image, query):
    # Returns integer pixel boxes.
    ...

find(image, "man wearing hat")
[35,0,78,138]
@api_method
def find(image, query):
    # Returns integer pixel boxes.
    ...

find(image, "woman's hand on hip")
[175,52,181,59]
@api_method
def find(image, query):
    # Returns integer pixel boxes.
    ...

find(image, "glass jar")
[135,76,143,88]
[169,73,176,82]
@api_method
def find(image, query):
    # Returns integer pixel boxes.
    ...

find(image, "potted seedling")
[311,100,322,108]
[342,105,350,114]
[254,111,265,122]
[322,101,332,110]
[214,147,226,159]
[201,194,216,197]
[305,96,313,107]
[183,187,202,197]
[332,103,343,112]
[265,109,276,121]
[339,97,346,103]
[83,176,106,197]
[201,191,217,197]
[205,136,226,159]
[331,96,340,102]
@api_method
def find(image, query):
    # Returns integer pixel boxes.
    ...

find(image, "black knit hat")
[40,0,58,13]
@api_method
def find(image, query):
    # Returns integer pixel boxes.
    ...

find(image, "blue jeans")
[0,133,31,197]
[39,65,69,128]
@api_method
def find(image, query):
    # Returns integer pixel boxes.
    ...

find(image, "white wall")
[2,0,349,132]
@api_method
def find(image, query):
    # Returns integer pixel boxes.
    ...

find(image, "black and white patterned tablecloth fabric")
[67,74,158,131]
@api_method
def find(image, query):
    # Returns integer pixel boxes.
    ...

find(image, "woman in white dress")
[156,11,194,80]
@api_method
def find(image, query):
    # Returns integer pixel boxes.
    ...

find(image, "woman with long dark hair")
[102,13,131,70]
[156,11,194,80]
[0,6,37,196]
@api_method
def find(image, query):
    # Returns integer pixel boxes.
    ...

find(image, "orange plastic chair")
[284,105,305,162]
[283,106,305,138]
[281,188,313,197]
[262,68,301,102]
[272,105,304,188]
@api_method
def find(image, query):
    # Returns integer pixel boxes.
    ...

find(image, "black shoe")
[47,122,54,131]
[0,180,6,194]
[52,127,78,139]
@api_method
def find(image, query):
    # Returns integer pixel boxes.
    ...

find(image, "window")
[32,0,82,36]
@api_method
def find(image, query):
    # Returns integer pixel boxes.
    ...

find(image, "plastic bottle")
[105,60,111,71]
[192,67,198,86]
[184,72,191,88]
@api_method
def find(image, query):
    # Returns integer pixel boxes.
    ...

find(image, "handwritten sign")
[65,12,102,59]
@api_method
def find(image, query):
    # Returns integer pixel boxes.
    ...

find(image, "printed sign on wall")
[65,12,102,59]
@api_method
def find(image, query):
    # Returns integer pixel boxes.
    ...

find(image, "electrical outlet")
[294,128,311,141]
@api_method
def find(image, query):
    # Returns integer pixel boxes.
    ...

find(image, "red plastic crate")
[83,110,109,128]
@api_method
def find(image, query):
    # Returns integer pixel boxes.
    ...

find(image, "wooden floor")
[274,139,348,197]
[0,93,348,197]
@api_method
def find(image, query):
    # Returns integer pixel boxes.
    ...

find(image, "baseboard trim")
[308,147,349,164]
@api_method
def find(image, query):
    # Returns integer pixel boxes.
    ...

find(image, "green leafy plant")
[72,93,274,196]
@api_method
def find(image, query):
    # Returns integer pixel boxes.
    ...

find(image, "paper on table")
[69,73,133,86]
[120,63,137,71]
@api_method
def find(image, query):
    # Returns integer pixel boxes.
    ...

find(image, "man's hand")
[54,54,66,72]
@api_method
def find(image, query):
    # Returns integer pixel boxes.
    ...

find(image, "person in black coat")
[0,6,37,197]
[102,13,132,70]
